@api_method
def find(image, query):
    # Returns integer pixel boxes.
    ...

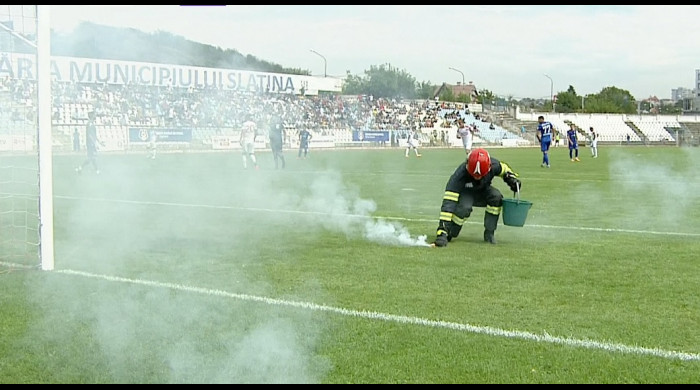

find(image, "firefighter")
[433,148,521,246]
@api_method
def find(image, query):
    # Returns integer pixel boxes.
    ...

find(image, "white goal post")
[0,5,53,270]
[37,5,54,270]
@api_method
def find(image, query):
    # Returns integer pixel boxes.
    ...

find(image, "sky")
[42,5,700,100]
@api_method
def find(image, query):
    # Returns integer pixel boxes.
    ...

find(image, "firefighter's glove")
[504,172,521,193]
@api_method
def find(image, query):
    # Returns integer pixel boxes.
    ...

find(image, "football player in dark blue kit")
[298,127,313,159]
[567,123,580,162]
[75,111,101,174]
[536,115,554,168]
[269,114,286,169]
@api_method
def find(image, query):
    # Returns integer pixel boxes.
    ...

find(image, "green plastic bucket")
[502,183,532,227]
[502,198,533,227]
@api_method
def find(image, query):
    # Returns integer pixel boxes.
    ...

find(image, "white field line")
[0,265,693,362]
[54,195,700,238]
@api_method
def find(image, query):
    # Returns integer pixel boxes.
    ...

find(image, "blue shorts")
[540,140,551,152]
[569,143,578,149]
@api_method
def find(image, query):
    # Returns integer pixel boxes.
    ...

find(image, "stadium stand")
[3,70,700,153]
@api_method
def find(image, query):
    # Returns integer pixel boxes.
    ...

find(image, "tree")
[341,63,420,99]
[416,81,434,100]
[595,86,637,114]
[553,85,580,113]
[340,63,442,100]
[454,92,471,104]
[541,85,639,114]
[342,71,366,96]
[475,89,494,105]
[438,88,455,102]
[659,101,683,115]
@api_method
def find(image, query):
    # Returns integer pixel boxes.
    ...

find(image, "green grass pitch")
[1,145,700,383]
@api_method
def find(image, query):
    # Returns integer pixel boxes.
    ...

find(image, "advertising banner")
[0,135,34,152]
[129,128,192,143]
[352,130,390,142]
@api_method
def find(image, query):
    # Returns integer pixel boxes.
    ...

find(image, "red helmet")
[466,148,491,179]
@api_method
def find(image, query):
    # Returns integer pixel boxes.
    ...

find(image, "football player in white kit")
[589,126,598,158]
[405,126,422,158]
[146,129,157,159]
[455,118,475,155]
[240,115,259,169]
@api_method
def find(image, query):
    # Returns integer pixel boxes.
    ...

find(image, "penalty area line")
[50,268,700,362]
[54,195,700,238]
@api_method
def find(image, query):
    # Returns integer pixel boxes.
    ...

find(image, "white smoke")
[363,218,431,247]
[295,170,430,247]
[609,148,700,230]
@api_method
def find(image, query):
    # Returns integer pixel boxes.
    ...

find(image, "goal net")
[0,5,53,270]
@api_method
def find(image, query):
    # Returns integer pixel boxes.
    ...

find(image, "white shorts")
[242,142,256,154]
[462,136,473,150]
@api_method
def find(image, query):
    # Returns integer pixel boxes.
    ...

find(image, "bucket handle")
[514,182,521,203]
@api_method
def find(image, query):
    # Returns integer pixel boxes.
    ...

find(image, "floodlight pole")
[544,74,554,113]
[310,49,327,77]
[449,67,465,85]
